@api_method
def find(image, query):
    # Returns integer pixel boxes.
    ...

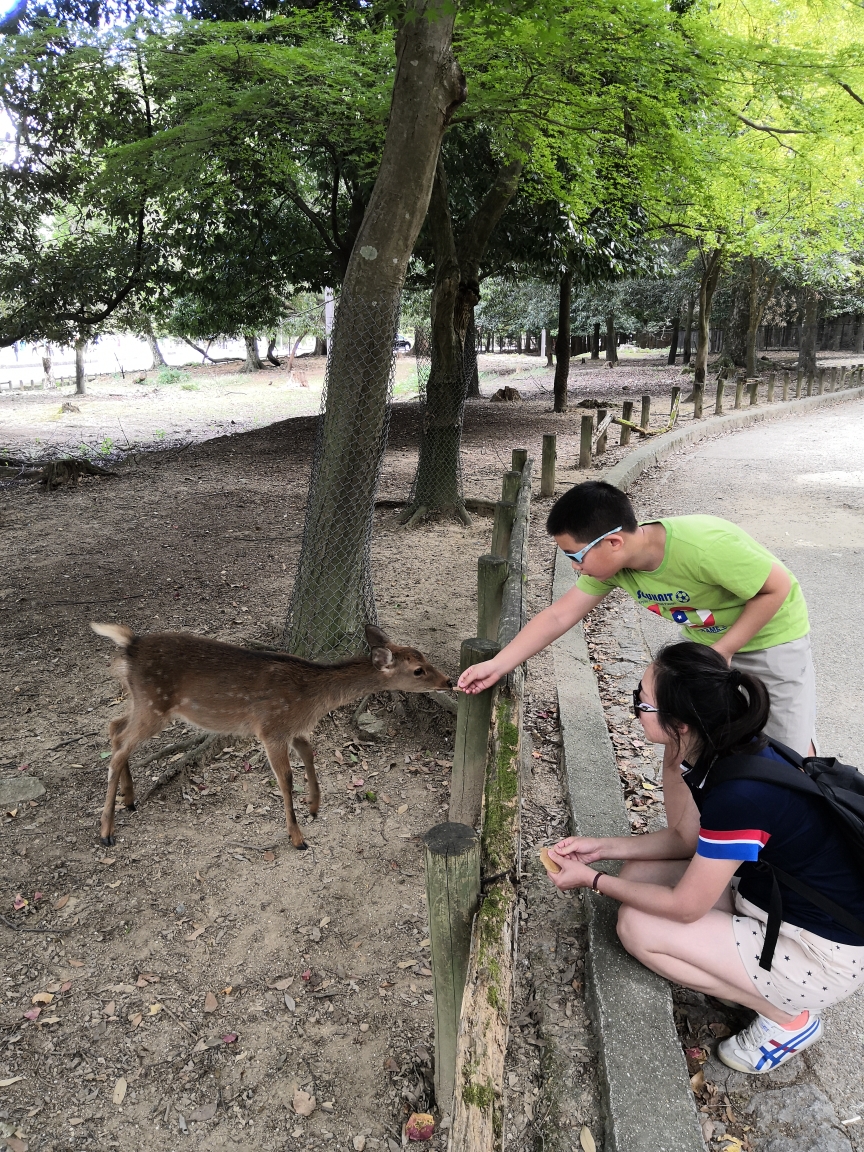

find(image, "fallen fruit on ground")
[406,1113,434,1141]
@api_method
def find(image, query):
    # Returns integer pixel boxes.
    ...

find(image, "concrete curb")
[603,385,864,492]
[550,386,864,1151]
[552,550,704,1152]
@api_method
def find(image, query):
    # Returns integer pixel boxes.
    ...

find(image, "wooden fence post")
[817,368,825,395]
[748,378,759,406]
[540,434,556,497]
[423,822,481,1114]
[670,386,681,416]
[806,371,814,397]
[767,372,775,403]
[579,414,593,468]
[477,555,509,643]
[491,502,516,558]
[782,371,790,401]
[501,470,521,504]
[450,638,499,827]
[619,400,633,445]
[734,377,745,409]
[640,394,651,435]
[511,448,528,473]
[714,378,725,415]
[596,408,608,454]
[796,371,803,399]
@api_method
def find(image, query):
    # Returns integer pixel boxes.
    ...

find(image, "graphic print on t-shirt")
[644,601,718,630]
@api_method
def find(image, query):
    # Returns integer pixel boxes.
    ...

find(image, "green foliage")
[154,366,187,386]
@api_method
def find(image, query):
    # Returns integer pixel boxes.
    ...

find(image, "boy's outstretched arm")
[711,562,791,662]
[457,585,605,693]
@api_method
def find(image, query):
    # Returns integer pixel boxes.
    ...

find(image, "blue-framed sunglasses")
[560,525,623,565]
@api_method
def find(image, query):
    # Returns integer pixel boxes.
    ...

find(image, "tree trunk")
[241,334,263,372]
[605,313,618,363]
[146,333,167,369]
[314,336,327,356]
[725,281,749,368]
[798,289,819,375]
[694,248,723,401]
[590,322,600,359]
[682,295,695,364]
[745,258,778,378]
[285,332,307,377]
[266,336,282,366]
[832,319,843,351]
[855,314,864,355]
[74,338,87,396]
[406,155,521,521]
[285,0,465,659]
[553,269,572,412]
[666,312,680,365]
[464,311,480,398]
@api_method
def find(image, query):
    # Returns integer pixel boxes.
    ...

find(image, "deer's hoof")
[126,802,137,812]
[295,841,308,851]
[100,834,116,847]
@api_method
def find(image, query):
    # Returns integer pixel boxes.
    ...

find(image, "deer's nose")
[445,678,454,689]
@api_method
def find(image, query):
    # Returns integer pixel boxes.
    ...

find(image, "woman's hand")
[552,836,609,864]
[457,660,502,694]
[545,848,599,891]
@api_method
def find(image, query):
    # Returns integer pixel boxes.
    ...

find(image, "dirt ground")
[0,359,629,1152]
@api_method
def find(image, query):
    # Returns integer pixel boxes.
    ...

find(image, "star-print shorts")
[731,887,864,1013]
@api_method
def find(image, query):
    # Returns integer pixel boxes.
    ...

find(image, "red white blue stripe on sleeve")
[697,828,770,860]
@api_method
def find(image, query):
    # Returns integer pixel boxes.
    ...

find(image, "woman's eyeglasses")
[632,681,659,716]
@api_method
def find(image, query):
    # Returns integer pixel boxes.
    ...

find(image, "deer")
[90,622,452,850]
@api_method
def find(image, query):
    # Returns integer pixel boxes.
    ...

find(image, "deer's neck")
[299,661,385,721]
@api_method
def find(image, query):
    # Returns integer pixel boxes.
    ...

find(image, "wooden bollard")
[806,371,814,397]
[579,414,593,468]
[501,470,521,504]
[596,408,608,454]
[714,378,725,415]
[670,385,681,415]
[748,378,759,406]
[640,394,651,435]
[491,501,516,558]
[619,400,633,445]
[767,372,775,403]
[424,822,481,1113]
[734,377,745,409]
[796,371,803,399]
[477,555,509,642]
[817,368,825,395]
[511,448,528,473]
[540,434,556,497]
[782,371,790,401]
[450,637,499,827]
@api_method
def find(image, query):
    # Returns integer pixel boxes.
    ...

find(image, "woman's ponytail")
[652,643,770,768]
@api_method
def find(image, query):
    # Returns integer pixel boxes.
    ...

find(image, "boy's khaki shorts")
[729,634,816,756]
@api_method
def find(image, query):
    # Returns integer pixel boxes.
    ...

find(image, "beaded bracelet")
[592,871,602,892]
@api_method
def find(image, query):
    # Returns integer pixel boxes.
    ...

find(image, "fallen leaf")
[189,1102,217,1123]
[397,804,408,815]
[353,1137,366,1151]
[149,1003,163,1015]
[293,1089,316,1117]
[719,1140,744,1152]
[22,1008,40,1021]
[532,750,542,759]
[33,891,43,901]
[708,1021,732,1039]
[113,1077,127,1105]
[284,993,296,1012]
[690,1069,705,1092]
[60,981,72,993]
[383,1057,400,1072]
[579,1125,596,1152]
[102,1000,115,1017]
[98,857,116,866]
[31,993,53,1005]
[406,1113,434,1141]
[12,895,27,911]
[397,961,415,969]
[350,777,364,788]
[6,809,17,819]
[221,1033,238,1044]
[128,1013,143,1029]
[267,978,294,990]
[301,969,312,981]
[5,1137,27,1152]
[107,880,122,889]
[68,959,84,968]
[0,1076,25,1087]
[38,1016,60,1026]
[53,895,69,911]
[203,992,218,1013]
[262,851,275,863]
[185,925,206,942]
[319,916,331,928]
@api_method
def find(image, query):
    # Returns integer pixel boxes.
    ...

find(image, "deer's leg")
[108,715,136,810]
[292,737,320,817]
[101,709,166,846]
[262,738,306,850]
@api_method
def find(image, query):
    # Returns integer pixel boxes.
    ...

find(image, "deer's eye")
[413,667,425,676]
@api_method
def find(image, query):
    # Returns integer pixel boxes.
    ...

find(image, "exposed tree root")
[137,732,227,806]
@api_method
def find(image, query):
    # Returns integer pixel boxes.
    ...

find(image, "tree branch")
[839,81,864,108]
[735,112,808,135]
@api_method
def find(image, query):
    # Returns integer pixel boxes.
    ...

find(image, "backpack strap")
[708,754,822,799]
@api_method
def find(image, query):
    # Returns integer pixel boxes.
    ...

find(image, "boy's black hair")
[545,481,638,541]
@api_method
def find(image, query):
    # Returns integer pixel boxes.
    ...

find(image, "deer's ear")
[371,645,394,670]
[365,624,390,648]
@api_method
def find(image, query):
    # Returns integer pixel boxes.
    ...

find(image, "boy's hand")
[457,660,502,694]
[553,836,608,864]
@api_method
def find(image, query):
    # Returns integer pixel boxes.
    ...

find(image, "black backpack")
[707,739,864,971]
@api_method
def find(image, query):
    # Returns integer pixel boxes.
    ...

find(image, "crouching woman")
[546,642,864,1074]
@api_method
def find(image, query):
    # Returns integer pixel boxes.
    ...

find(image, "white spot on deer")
[360,246,378,261]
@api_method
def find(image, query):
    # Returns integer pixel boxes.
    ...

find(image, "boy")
[458,480,815,757]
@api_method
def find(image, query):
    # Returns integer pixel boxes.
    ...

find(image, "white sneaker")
[718,1012,823,1074]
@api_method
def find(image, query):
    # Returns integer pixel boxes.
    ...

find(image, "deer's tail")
[90,622,135,648]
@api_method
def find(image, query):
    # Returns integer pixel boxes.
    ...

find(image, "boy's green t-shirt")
[575,515,809,652]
